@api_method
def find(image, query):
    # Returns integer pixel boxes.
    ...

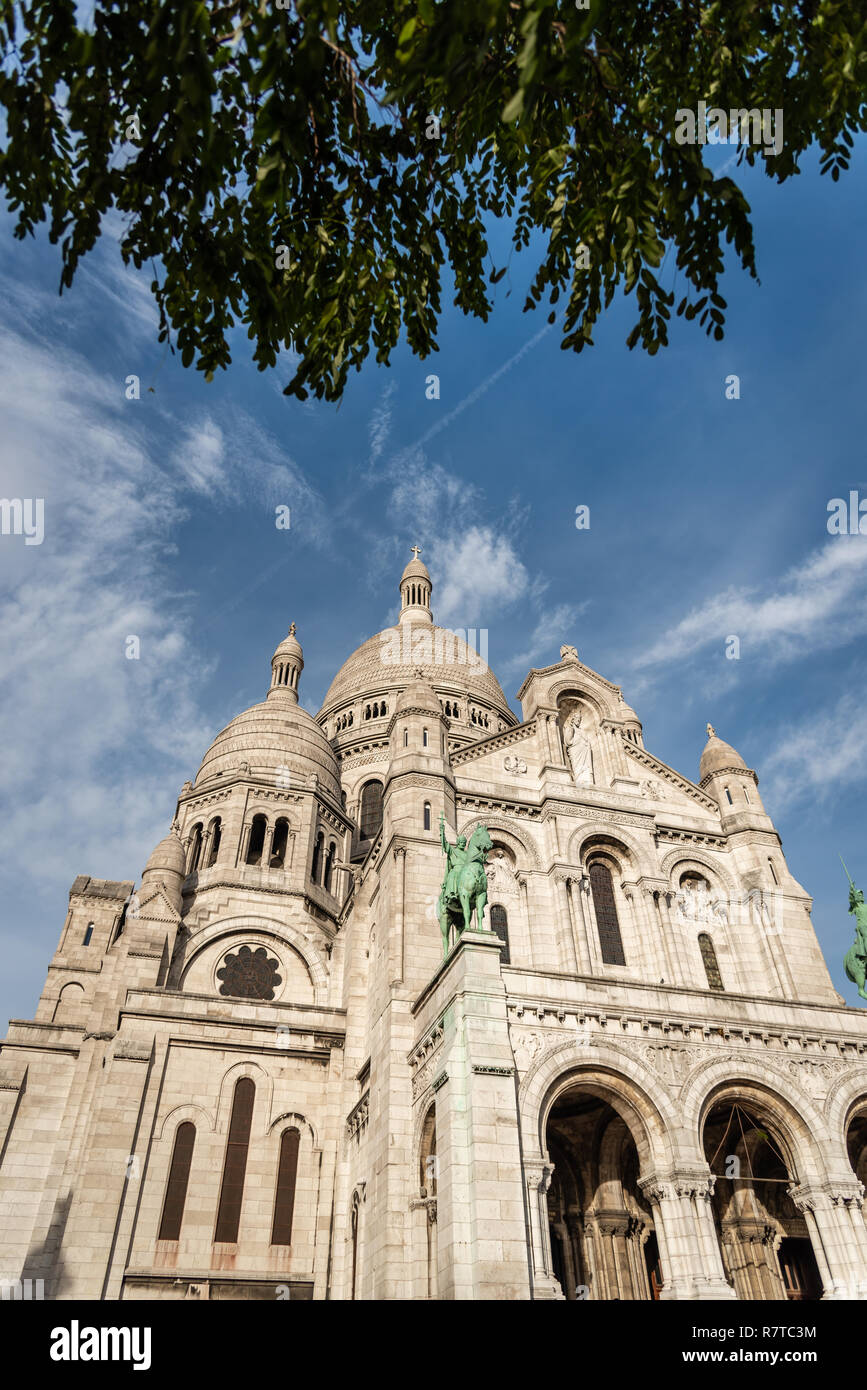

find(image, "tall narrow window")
[188,823,203,872]
[207,817,222,867]
[359,780,383,840]
[324,841,336,892]
[270,818,289,869]
[271,1127,300,1246]
[311,830,324,883]
[214,1078,255,1244]
[403,728,409,747]
[768,858,779,885]
[589,862,626,966]
[423,727,429,748]
[423,802,431,831]
[245,814,267,865]
[350,1195,360,1300]
[490,904,511,964]
[724,787,733,805]
[158,1121,196,1241]
[743,785,751,804]
[698,933,724,990]
[82,924,94,946]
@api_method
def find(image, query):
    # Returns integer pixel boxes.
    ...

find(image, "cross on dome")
[411,545,422,561]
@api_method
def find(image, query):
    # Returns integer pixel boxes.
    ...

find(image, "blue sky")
[1,141,865,1025]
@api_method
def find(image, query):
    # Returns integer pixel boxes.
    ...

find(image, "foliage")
[1,0,864,399]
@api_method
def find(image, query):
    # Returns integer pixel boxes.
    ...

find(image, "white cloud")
[500,602,587,680]
[634,539,867,670]
[762,690,867,812]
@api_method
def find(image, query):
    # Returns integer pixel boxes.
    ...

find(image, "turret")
[699,723,774,832]
[140,822,187,913]
[385,674,455,838]
[398,547,433,626]
[268,621,304,703]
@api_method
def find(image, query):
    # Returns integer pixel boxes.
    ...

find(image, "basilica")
[2,550,867,1301]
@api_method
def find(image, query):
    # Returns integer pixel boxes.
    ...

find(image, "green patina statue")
[842,858,867,1002]
[437,813,493,956]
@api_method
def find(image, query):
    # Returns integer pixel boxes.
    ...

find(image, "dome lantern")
[268,621,304,704]
[399,545,433,626]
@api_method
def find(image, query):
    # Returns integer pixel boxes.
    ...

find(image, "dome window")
[245,814,267,866]
[359,780,384,840]
[311,830,324,883]
[206,816,222,867]
[188,823,204,873]
[324,841,336,893]
[270,818,289,869]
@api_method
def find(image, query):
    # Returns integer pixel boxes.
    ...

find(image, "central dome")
[317,549,514,729]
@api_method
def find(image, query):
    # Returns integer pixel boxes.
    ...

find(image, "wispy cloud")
[634,539,867,671]
[762,689,867,811]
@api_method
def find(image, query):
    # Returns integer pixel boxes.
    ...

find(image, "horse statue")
[842,858,867,1002]
[437,815,493,956]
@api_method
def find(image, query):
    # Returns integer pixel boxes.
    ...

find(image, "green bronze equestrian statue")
[437,813,493,956]
[842,857,867,1002]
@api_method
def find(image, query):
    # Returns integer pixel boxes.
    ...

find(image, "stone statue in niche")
[486,850,518,897]
[564,710,594,786]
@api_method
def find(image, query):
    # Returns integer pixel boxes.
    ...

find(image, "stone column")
[555,874,579,973]
[564,876,591,974]
[827,1182,867,1296]
[577,875,602,972]
[638,1170,735,1300]
[237,821,252,867]
[392,846,406,986]
[516,874,533,970]
[261,822,274,869]
[525,1160,564,1300]
[790,1182,867,1298]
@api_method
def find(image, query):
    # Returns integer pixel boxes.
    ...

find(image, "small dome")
[401,555,431,583]
[272,621,303,662]
[395,677,442,716]
[616,695,641,724]
[143,824,186,879]
[196,700,340,797]
[700,725,747,781]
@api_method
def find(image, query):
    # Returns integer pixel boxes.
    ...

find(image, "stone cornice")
[516,657,621,701]
[700,765,759,790]
[656,827,728,851]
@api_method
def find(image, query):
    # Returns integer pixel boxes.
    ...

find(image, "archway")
[703,1098,822,1300]
[545,1085,660,1300]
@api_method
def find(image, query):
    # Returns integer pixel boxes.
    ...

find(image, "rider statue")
[437,813,493,956]
[843,858,867,1002]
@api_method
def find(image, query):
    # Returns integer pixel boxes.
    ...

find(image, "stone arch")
[52,981,87,1023]
[458,815,541,871]
[825,1070,867,1148]
[567,823,651,875]
[267,1110,319,1150]
[548,680,613,722]
[658,847,737,897]
[682,1059,830,1180]
[157,1102,215,1139]
[180,914,328,1002]
[519,1037,677,1171]
[216,1059,272,1137]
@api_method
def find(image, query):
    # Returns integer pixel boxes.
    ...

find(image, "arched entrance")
[703,1097,822,1300]
[545,1085,660,1300]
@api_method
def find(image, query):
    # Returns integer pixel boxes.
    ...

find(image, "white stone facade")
[2,553,867,1301]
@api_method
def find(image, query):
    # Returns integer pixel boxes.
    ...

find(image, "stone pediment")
[620,739,717,814]
[132,883,183,926]
[450,719,537,768]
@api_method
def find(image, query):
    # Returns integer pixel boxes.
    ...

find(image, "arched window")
[245,814,267,866]
[270,818,289,869]
[423,727,429,747]
[324,841,336,893]
[271,1127,300,1246]
[699,932,724,991]
[311,830,324,883]
[158,1121,196,1241]
[403,728,408,747]
[419,1106,437,1196]
[724,786,733,804]
[82,923,94,946]
[188,823,203,872]
[359,780,383,840]
[589,861,626,965]
[214,1078,255,1244]
[490,904,511,964]
[423,802,431,831]
[743,785,751,803]
[768,858,779,885]
[207,816,222,867]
